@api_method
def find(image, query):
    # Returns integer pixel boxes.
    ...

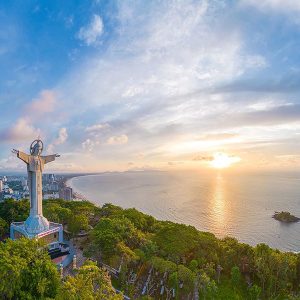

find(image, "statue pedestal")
[25,215,50,234]
[10,220,63,246]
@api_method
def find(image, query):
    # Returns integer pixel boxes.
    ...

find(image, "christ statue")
[12,139,60,234]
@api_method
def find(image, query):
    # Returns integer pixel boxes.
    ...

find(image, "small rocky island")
[273,211,300,223]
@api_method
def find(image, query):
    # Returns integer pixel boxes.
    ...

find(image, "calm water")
[68,170,300,252]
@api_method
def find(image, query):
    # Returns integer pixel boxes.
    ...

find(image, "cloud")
[58,1,268,140]
[122,86,144,98]
[54,127,68,144]
[63,0,265,111]
[0,154,25,170]
[242,0,300,14]
[106,134,128,145]
[82,132,129,152]
[192,155,214,161]
[0,90,59,145]
[77,14,103,45]
[3,1,298,171]
[199,133,239,141]
[0,118,40,143]
[51,0,277,171]
[26,90,56,117]
[85,123,110,132]
[82,138,98,152]
[224,104,300,128]
[47,128,68,153]
[276,154,300,164]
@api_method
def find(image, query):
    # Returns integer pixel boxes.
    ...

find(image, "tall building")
[59,187,73,201]
[21,178,27,188]
[0,180,3,192]
[43,173,56,183]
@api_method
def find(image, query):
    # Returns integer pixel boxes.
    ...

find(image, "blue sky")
[1,0,300,172]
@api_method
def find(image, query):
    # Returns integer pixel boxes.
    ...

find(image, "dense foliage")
[0,238,60,299]
[1,198,300,299]
[85,203,300,299]
[57,261,123,300]
[0,198,29,224]
[43,198,99,236]
[0,198,97,238]
[0,238,121,300]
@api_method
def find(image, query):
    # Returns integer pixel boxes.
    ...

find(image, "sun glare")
[210,152,240,169]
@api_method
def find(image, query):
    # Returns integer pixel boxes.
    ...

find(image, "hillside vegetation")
[1,198,300,299]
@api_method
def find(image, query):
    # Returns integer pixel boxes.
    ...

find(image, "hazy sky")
[1,0,300,172]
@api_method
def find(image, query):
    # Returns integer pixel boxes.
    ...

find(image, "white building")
[21,178,27,187]
[44,193,59,200]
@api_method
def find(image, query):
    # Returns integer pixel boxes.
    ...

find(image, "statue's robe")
[17,151,56,216]
[16,151,57,234]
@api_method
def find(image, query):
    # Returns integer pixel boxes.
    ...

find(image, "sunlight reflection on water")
[69,170,300,252]
[211,173,226,236]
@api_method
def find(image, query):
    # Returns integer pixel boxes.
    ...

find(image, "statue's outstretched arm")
[12,149,29,164]
[42,154,60,164]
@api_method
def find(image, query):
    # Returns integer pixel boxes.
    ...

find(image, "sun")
[210,152,240,169]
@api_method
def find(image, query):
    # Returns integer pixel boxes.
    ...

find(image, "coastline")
[65,173,100,201]
[65,172,300,253]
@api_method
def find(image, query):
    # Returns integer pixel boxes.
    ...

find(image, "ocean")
[68,170,300,252]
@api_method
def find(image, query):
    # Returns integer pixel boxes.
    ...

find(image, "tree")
[254,243,297,297]
[151,257,177,274]
[248,284,261,300]
[121,208,156,232]
[57,260,122,300]
[0,198,29,224]
[0,238,59,299]
[67,214,89,237]
[199,272,217,300]
[117,241,138,262]
[43,203,61,223]
[168,272,179,299]
[57,207,72,224]
[0,217,8,238]
[141,239,158,260]
[189,259,198,273]
[206,279,217,299]
[89,217,142,259]
[177,264,195,293]
[231,266,241,290]
[44,203,72,224]
[153,223,203,263]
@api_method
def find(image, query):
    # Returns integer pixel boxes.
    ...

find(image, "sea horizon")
[67,169,300,252]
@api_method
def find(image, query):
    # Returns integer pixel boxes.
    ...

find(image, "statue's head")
[30,139,43,156]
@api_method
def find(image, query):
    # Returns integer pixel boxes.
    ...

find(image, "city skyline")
[1,1,300,172]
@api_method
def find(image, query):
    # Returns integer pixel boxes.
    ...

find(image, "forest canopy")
[1,198,300,299]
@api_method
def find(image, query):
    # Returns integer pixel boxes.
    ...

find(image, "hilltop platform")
[10,221,63,248]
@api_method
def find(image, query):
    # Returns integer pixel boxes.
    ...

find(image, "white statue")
[12,139,60,234]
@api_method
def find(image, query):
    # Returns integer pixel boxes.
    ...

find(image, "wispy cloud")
[0,90,57,144]
[85,123,110,133]
[25,90,56,118]
[82,138,98,152]
[77,14,103,46]
[0,118,40,143]
[47,127,68,153]
[106,134,128,145]
[1,0,300,171]
[242,0,300,13]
